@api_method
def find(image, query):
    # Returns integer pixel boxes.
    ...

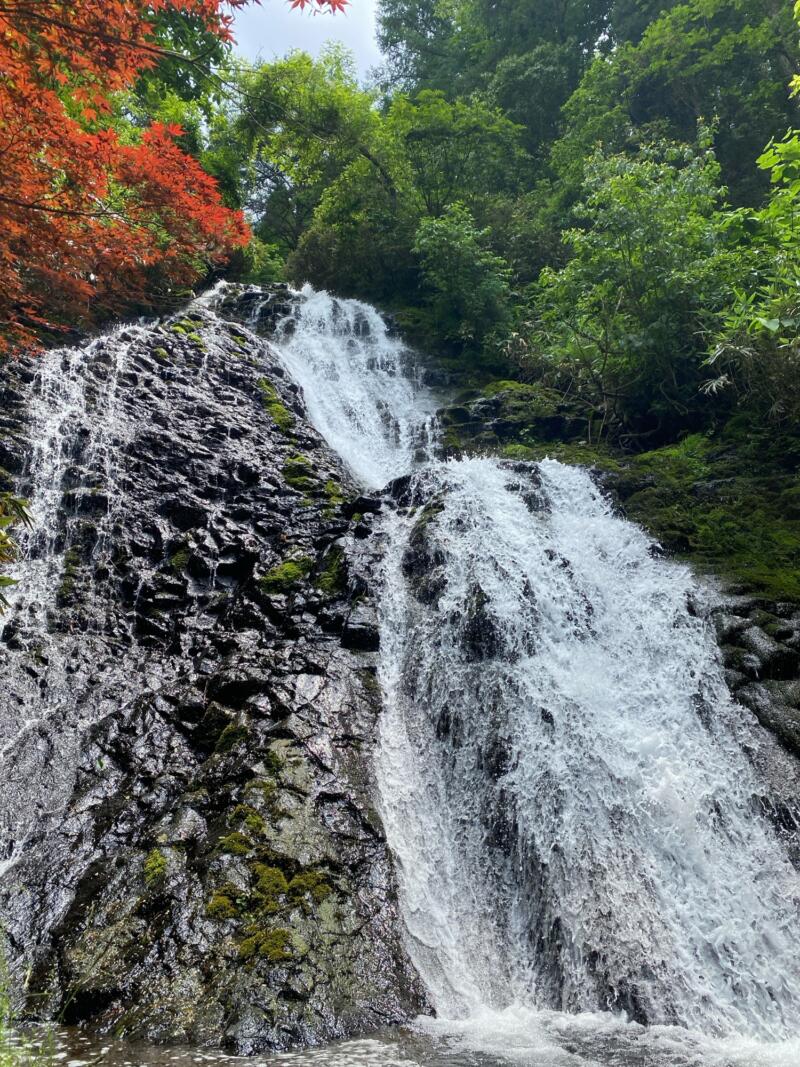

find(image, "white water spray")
[272,285,438,488]
[265,287,800,1063]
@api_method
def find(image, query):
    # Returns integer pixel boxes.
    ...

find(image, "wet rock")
[0,287,426,1052]
[342,604,381,651]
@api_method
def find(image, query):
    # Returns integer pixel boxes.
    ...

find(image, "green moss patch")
[206,891,238,920]
[282,453,316,492]
[317,547,346,597]
[143,848,167,887]
[288,869,332,906]
[259,556,313,594]
[257,378,295,433]
[214,722,249,754]
[217,831,253,857]
[238,926,294,963]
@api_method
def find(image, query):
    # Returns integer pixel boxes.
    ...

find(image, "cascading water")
[271,285,439,488]
[3,284,800,1066]
[263,288,800,1065]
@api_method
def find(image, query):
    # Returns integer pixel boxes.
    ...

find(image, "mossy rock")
[282,454,316,492]
[206,891,238,921]
[257,378,295,433]
[317,547,346,597]
[231,803,266,837]
[217,831,253,857]
[238,926,294,963]
[214,722,249,754]
[288,869,332,907]
[259,556,313,594]
[143,848,167,887]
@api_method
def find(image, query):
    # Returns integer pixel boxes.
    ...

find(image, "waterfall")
[272,285,438,489]
[265,288,800,1061]
[2,284,800,1065]
[0,327,143,875]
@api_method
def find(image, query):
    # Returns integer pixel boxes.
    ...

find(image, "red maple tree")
[0,0,344,353]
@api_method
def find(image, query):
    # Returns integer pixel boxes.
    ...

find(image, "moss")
[153,347,169,362]
[217,831,253,857]
[56,546,82,602]
[259,556,313,594]
[256,378,295,433]
[264,749,284,776]
[238,926,294,963]
[244,778,278,804]
[231,804,266,837]
[214,722,249,754]
[251,864,289,913]
[288,869,332,906]
[143,848,167,887]
[323,479,345,515]
[206,892,238,920]
[259,928,293,961]
[169,547,190,572]
[282,453,315,492]
[317,547,346,597]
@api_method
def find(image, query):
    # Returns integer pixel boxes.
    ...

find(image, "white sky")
[231,0,382,81]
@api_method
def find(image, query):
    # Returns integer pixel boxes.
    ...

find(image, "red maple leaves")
[0,0,345,354]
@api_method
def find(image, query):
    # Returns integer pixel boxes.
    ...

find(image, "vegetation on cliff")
[197,0,800,597]
[1,0,798,597]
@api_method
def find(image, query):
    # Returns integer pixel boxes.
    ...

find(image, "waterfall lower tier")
[375,457,800,1042]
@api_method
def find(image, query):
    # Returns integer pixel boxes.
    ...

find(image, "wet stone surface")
[0,290,426,1052]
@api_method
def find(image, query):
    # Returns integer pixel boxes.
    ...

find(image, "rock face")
[711,597,800,758]
[0,290,426,1051]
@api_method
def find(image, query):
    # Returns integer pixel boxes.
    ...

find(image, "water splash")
[272,285,439,488]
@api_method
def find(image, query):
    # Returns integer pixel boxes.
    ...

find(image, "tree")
[523,135,738,440]
[706,132,800,422]
[413,202,512,344]
[0,0,344,354]
[229,48,383,254]
[553,0,800,208]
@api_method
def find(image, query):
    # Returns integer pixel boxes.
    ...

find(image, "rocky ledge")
[0,288,425,1051]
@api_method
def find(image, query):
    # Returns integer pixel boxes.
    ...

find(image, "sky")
[231,0,383,81]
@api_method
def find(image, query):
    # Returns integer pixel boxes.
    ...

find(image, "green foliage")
[522,135,737,438]
[553,0,800,206]
[413,203,512,346]
[705,132,800,422]
[238,237,285,284]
